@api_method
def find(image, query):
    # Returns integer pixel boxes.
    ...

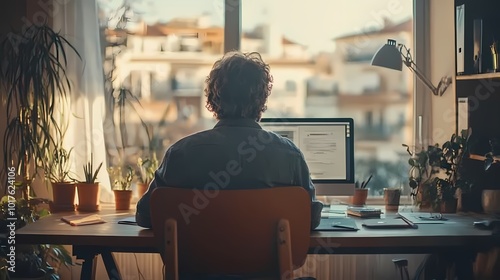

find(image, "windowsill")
[98,196,413,212]
[97,202,137,211]
[317,195,413,206]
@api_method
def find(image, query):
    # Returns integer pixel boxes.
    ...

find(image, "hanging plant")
[1,24,80,194]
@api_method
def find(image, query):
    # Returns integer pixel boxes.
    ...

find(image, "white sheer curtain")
[52,0,113,202]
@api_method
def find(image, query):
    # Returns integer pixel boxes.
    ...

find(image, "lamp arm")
[399,44,452,96]
[407,62,439,94]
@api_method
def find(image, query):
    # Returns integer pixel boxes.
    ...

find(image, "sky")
[99,0,412,53]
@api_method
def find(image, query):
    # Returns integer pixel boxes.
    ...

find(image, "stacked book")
[61,214,106,226]
[347,206,382,218]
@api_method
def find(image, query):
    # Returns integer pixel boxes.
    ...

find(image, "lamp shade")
[371,39,402,71]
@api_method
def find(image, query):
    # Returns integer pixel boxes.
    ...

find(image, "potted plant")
[105,85,150,209]
[136,153,158,198]
[404,145,429,208]
[0,196,73,279]
[44,147,76,212]
[76,154,103,212]
[109,165,134,210]
[1,24,79,200]
[404,129,471,213]
[467,138,500,213]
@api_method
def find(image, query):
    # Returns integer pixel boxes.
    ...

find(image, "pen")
[361,174,373,189]
[331,223,357,230]
[326,210,346,214]
[397,213,418,229]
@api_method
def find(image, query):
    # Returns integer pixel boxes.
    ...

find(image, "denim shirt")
[136,118,323,229]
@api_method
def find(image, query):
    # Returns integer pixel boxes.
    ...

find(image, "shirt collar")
[214,118,262,129]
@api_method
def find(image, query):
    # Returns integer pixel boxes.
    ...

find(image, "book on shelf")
[61,214,106,226]
[346,206,382,218]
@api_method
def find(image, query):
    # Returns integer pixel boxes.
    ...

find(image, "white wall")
[429,0,456,145]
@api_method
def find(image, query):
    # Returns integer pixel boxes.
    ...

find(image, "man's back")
[136,51,322,229]
[161,118,313,196]
[136,119,322,229]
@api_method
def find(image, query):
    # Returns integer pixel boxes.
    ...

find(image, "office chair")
[150,186,313,280]
[392,256,428,280]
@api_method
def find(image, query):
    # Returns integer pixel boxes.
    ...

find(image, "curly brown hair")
[205,51,273,121]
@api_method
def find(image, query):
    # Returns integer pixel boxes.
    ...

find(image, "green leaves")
[108,165,134,190]
[44,147,74,183]
[136,152,159,184]
[403,129,472,205]
[82,154,103,184]
[408,177,419,189]
[1,24,80,182]
[40,244,74,268]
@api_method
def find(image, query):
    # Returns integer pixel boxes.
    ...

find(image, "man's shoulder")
[261,130,302,155]
[170,129,213,149]
[169,127,302,156]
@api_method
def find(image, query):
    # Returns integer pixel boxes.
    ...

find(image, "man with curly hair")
[136,51,323,230]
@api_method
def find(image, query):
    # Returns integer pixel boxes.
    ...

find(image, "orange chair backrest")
[150,186,311,276]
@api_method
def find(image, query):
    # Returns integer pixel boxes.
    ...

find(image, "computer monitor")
[259,118,355,196]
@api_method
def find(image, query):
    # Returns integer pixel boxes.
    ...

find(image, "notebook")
[117,216,137,225]
[362,218,416,229]
[313,217,359,231]
[346,206,382,218]
[61,214,106,226]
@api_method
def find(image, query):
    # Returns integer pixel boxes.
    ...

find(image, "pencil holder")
[351,188,368,206]
[384,188,401,212]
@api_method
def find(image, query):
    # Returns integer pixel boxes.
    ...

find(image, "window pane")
[98,0,224,194]
[242,0,414,197]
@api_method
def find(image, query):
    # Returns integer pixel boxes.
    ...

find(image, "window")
[98,0,224,195]
[285,80,297,92]
[242,0,413,197]
[98,0,413,199]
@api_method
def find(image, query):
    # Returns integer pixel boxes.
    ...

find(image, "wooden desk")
[16,210,500,280]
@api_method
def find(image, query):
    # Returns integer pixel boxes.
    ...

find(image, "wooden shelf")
[469,153,500,162]
[456,72,500,80]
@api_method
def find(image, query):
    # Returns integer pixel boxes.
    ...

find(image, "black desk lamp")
[371,39,452,96]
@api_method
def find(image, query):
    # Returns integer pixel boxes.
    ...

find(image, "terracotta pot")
[457,188,482,213]
[384,188,401,212]
[77,182,100,212]
[482,189,500,215]
[114,190,133,210]
[351,188,368,206]
[51,182,76,212]
[136,182,149,198]
[440,199,457,213]
[417,184,432,210]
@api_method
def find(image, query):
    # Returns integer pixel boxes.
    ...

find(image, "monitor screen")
[259,118,355,196]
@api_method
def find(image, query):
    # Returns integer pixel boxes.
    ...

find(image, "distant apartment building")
[329,19,413,161]
[104,14,412,163]
[108,14,316,130]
